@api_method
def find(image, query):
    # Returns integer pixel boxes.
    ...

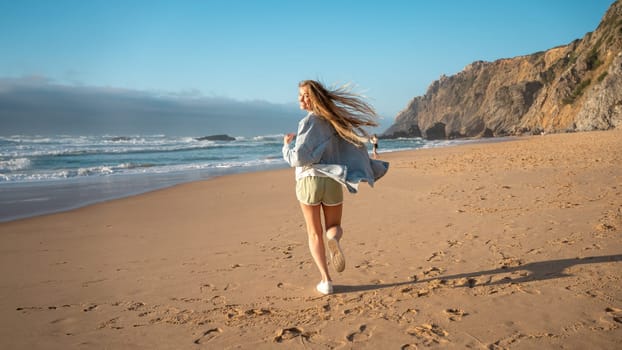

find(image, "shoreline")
[0,162,289,223]
[1,129,621,348]
[0,135,518,223]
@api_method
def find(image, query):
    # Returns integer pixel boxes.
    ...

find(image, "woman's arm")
[282,116,330,167]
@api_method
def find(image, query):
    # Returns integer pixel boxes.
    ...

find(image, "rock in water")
[195,134,236,141]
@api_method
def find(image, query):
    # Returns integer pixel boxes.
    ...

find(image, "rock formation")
[383,0,622,140]
[195,134,236,141]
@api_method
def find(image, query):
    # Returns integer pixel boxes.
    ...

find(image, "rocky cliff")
[383,0,622,140]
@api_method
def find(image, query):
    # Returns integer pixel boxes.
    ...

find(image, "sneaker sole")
[327,238,346,273]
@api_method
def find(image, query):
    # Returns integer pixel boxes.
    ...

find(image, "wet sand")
[1,129,621,349]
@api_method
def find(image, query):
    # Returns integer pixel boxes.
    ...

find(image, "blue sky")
[0,0,615,134]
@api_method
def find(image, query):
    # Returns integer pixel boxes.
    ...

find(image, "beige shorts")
[296,176,343,206]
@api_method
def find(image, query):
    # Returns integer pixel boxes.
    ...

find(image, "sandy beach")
[1,130,621,349]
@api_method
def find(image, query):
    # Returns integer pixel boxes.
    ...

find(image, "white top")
[295,165,327,180]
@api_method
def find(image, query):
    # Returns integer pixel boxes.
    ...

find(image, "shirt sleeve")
[282,115,330,167]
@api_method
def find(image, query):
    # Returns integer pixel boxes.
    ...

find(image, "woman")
[370,134,379,159]
[282,80,389,295]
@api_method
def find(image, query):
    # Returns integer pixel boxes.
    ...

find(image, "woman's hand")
[283,133,295,145]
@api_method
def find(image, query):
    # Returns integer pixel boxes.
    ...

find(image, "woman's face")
[298,86,312,111]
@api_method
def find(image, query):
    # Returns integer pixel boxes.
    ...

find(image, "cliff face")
[383,0,622,140]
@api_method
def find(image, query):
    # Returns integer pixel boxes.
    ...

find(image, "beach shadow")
[335,254,622,294]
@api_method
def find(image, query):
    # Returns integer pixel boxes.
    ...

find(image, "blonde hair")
[299,80,378,146]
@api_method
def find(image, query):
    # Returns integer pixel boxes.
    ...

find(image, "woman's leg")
[299,203,331,282]
[323,204,343,241]
[324,204,346,272]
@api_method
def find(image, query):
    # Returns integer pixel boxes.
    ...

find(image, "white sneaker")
[316,280,333,295]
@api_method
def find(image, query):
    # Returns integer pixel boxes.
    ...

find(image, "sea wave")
[0,157,287,183]
[0,134,287,158]
[249,134,283,142]
[0,158,31,171]
[0,134,436,185]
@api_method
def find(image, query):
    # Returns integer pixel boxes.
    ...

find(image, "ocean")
[0,134,464,222]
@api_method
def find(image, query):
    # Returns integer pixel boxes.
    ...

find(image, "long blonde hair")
[299,80,378,146]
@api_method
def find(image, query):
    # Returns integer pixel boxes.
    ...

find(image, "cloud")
[0,77,301,136]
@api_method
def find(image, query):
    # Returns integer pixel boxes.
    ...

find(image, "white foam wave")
[0,134,440,185]
[0,134,284,158]
[0,158,287,183]
[0,158,31,171]
[77,166,114,177]
[251,134,284,141]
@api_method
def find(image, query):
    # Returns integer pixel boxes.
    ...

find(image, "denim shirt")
[282,113,389,193]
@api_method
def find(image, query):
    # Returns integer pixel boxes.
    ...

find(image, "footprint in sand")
[200,283,216,293]
[16,306,44,312]
[346,324,371,343]
[270,243,300,260]
[447,240,462,248]
[83,304,98,312]
[244,308,271,317]
[194,327,222,344]
[427,251,445,262]
[605,307,622,324]
[406,323,448,346]
[354,259,375,269]
[583,243,602,251]
[464,232,479,240]
[596,222,616,233]
[342,306,364,317]
[396,308,419,324]
[422,266,443,277]
[444,308,469,321]
[274,327,311,343]
[525,248,542,255]
[549,236,577,245]
[127,301,145,311]
[209,295,227,306]
[223,282,240,291]
[98,317,123,330]
[499,257,523,269]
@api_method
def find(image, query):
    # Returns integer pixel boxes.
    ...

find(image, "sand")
[1,130,621,349]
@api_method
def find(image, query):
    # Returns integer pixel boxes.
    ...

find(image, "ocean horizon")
[0,133,474,222]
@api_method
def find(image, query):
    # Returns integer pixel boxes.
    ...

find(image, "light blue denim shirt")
[282,113,389,193]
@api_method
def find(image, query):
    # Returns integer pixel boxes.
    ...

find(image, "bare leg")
[323,204,343,241]
[299,203,331,282]
[324,204,346,272]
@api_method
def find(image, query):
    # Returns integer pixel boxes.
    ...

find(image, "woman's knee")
[326,225,343,239]
[326,225,342,233]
